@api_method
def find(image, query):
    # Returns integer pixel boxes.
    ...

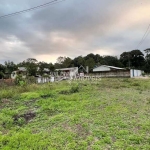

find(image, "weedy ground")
[0,78,150,150]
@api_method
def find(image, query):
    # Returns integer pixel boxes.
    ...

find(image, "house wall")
[130,69,143,78]
[11,71,26,79]
[37,77,50,83]
[89,70,130,78]
[11,71,17,79]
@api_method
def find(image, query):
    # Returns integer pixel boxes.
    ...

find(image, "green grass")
[0,78,150,150]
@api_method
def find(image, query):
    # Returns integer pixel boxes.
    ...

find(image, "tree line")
[0,49,150,79]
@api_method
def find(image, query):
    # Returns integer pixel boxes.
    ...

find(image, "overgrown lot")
[0,78,150,150]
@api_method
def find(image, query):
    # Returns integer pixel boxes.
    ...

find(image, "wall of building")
[130,69,143,78]
[89,70,130,78]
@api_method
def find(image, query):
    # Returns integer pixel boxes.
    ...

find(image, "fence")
[0,79,15,86]
[89,70,130,78]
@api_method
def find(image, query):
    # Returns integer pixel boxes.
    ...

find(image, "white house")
[11,67,27,79]
[56,67,78,79]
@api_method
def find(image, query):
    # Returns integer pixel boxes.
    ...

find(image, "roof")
[93,65,125,71]
[56,67,78,71]
[43,68,50,72]
[18,67,27,71]
[100,65,125,70]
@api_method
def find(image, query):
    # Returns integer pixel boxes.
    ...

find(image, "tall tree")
[73,56,85,67]
[94,54,103,64]
[56,56,65,64]
[120,52,131,68]
[0,64,5,79]
[102,56,123,67]
[49,63,55,72]
[62,57,73,68]
[85,58,95,72]
[144,48,150,63]
[144,48,150,73]
[4,61,17,74]
[130,50,145,68]
[23,58,38,76]
[38,61,49,75]
[120,50,145,68]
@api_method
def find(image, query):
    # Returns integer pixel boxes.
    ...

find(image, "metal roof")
[56,67,78,71]
[18,67,27,71]
[94,65,125,70]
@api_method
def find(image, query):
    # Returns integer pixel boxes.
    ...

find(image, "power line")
[136,24,150,49]
[0,0,65,19]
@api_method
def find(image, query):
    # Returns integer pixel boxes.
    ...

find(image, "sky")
[0,0,150,64]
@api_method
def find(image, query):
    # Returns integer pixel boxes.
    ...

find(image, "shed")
[92,65,129,77]
[56,67,78,78]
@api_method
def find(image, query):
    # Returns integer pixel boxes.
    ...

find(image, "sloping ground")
[0,79,150,149]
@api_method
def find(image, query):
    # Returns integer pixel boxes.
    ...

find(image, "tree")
[49,63,55,72]
[144,48,150,63]
[85,58,95,72]
[102,56,123,67]
[73,56,85,67]
[144,48,150,55]
[130,50,145,68]
[84,53,95,60]
[120,50,145,69]
[94,54,103,64]
[23,58,38,76]
[62,57,73,68]
[56,56,65,64]
[0,64,5,79]
[4,61,17,74]
[144,48,150,73]
[120,52,131,68]
[38,61,49,75]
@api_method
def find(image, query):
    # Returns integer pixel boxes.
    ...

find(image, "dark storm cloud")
[0,0,150,63]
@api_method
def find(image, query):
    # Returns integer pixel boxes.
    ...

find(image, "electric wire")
[0,0,65,19]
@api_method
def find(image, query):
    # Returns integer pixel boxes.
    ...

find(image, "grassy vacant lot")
[0,78,150,150]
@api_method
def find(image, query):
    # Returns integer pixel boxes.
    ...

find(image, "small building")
[130,69,144,78]
[56,67,78,79]
[93,65,144,78]
[11,67,27,79]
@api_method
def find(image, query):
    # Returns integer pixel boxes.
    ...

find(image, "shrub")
[14,75,26,86]
[131,82,140,86]
[70,84,79,93]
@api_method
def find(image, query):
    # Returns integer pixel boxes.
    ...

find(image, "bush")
[70,84,79,93]
[59,84,80,95]
[14,75,26,86]
[142,73,146,77]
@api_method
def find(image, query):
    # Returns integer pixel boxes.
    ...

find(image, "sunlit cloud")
[0,0,150,64]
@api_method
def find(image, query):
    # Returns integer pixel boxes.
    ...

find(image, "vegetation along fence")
[0,79,15,86]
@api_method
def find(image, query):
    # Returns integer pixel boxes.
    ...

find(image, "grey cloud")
[0,0,150,63]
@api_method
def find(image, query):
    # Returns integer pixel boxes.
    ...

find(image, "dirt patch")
[0,99,12,109]
[133,76,150,79]
[13,111,36,125]
[24,99,38,106]
[1,99,11,104]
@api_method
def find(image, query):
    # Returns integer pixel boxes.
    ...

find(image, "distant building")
[93,65,143,78]
[11,67,27,79]
[56,67,78,79]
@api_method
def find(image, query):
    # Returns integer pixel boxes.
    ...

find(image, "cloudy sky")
[0,0,150,64]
